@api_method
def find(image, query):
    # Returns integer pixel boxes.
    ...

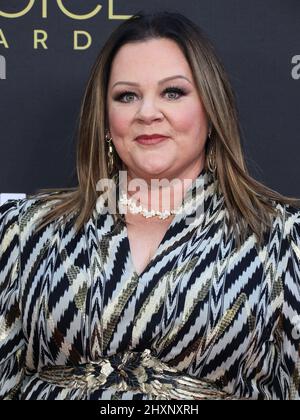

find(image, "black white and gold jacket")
[0,169,300,400]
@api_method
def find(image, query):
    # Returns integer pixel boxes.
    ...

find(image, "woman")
[0,10,300,400]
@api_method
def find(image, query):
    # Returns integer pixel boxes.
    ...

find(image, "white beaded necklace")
[118,192,196,220]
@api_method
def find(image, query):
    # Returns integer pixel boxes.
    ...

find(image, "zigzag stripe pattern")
[0,170,300,400]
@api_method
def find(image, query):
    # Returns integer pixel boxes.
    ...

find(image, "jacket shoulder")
[0,191,67,235]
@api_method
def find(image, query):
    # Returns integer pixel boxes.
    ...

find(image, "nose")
[136,96,164,122]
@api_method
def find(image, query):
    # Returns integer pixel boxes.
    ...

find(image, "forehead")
[109,38,193,83]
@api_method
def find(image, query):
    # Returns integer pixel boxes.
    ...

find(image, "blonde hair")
[30,10,300,248]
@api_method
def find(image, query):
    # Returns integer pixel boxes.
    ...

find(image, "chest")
[126,218,174,276]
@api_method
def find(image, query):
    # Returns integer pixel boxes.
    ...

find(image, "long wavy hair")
[30,10,300,248]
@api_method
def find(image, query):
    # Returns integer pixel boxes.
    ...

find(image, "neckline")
[122,168,215,279]
[125,213,176,278]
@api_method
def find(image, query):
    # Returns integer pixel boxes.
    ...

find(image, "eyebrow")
[112,75,192,89]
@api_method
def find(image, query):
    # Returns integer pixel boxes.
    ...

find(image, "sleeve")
[0,199,26,400]
[282,210,300,400]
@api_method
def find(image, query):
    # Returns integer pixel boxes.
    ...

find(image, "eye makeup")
[113,86,188,103]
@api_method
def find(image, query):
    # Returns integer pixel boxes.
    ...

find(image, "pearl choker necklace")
[118,192,196,220]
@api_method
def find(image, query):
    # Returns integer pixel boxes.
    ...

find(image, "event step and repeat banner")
[0,0,299,204]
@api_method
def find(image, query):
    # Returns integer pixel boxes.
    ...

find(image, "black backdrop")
[0,0,299,198]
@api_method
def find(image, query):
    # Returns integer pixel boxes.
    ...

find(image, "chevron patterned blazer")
[0,169,300,400]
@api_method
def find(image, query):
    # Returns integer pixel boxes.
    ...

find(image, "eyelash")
[114,86,187,103]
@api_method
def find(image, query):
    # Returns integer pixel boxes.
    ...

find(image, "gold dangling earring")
[105,131,115,174]
[207,128,217,174]
[207,147,217,173]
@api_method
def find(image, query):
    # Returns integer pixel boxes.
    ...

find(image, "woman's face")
[106,38,209,181]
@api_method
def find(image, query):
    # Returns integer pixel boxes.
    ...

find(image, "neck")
[124,163,205,213]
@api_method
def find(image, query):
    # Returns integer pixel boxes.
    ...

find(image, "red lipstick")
[135,134,169,145]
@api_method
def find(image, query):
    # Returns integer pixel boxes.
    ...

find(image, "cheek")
[108,108,131,137]
[173,101,207,133]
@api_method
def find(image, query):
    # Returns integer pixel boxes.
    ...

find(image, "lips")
[135,134,169,141]
[134,134,169,145]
